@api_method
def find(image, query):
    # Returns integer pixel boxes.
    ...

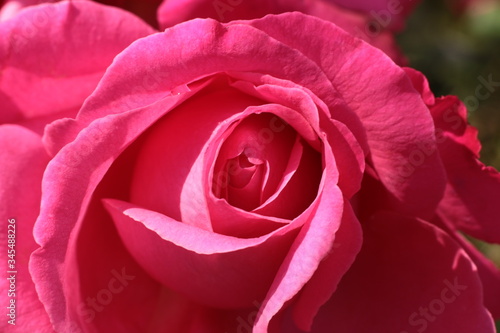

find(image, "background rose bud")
[158,0,410,64]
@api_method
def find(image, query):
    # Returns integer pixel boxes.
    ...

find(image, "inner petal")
[212,112,297,211]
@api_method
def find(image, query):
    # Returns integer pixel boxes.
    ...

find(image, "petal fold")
[0,1,155,129]
[310,212,495,333]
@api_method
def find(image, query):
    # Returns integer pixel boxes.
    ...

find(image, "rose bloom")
[1,1,500,333]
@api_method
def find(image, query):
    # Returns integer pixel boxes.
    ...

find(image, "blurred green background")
[397,0,499,328]
[399,0,500,170]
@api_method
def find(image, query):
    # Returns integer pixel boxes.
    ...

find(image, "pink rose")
[1,2,499,333]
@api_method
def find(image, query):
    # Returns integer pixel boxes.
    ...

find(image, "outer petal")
[0,125,53,332]
[434,216,500,318]
[404,68,500,273]
[253,147,347,332]
[103,198,301,309]
[290,200,362,331]
[0,0,155,128]
[30,91,204,332]
[308,212,495,333]
[433,95,500,244]
[42,16,341,155]
[245,13,447,219]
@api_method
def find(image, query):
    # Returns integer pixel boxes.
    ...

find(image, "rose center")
[212,113,301,211]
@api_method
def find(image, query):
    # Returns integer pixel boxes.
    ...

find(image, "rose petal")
[211,112,298,209]
[433,96,500,244]
[227,74,366,197]
[0,1,155,128]
[245,13,447,219]
[130,80,263,231]
[43,16,342,155]
[402,67,500,318]
[291,200,362,331]
[252,150,346,332]
[253,137,323,219]
[434,216,500,318]
[405,68,500,242]
[31,88,206,331]
[34,139,198,332]
[0,125,53,332]
[103,198,301,309]
[309,212,495,333]
[42,15,357,239]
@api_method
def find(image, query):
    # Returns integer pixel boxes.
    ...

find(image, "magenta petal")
[0,1,155,126]
[291,200,362,331]
[228,74,366,197]
[252,167,345,332]
[403,67,436,105]
[0,125,53,332]
[211,112,298,210]
[103,198,301,309]
[432,96,500,244]
[405,68,500,243]
[31,92,201,331]
[253,137,323,219]
[45,15,338,155]
[312,212,495,333]
[225,162,267,211]
[207,194,292,238]
[130,83,263,231]
[245,13,447,219]
[435,216,500,318]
